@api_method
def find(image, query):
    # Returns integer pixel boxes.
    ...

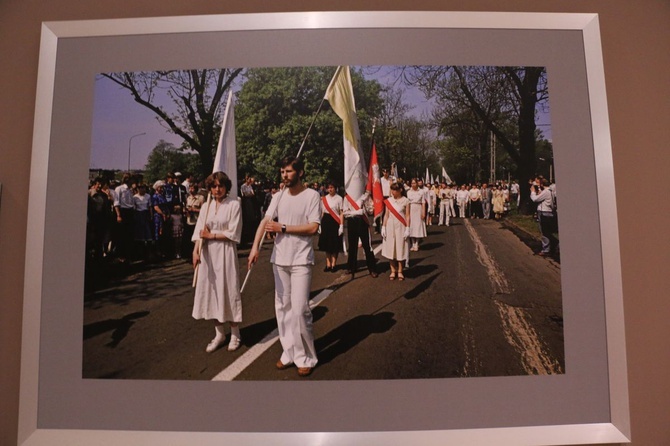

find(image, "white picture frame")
[19,11,629,445]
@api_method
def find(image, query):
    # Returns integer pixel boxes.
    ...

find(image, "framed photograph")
[20,11,629,445]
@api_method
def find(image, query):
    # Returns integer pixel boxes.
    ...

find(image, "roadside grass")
[505,211,541,237]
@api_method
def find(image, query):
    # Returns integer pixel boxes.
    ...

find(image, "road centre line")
[212,288,333,381]
[213,241,383,381]
[463,219,512,294]
[463,219,560,375]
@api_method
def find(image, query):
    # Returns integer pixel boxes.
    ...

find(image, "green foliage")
[143,140,202,183]
[405,66,548,188]
[435,139,476,185]
[372,84,441,181]
[235,66,383,186]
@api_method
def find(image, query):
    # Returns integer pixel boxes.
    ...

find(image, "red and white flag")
[366,142,384,219]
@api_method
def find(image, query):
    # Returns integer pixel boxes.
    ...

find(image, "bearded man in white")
[248,156,321,377]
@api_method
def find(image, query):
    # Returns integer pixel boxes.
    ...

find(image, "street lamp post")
[127,132,146,172]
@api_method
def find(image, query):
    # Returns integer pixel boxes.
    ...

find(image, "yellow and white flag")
[213,89,238,198]
[325,66,367,201]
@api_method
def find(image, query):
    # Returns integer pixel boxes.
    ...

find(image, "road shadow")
[85,260,194,308]
[312,305,329,324]
[83,311,150,348]
[315,312,396,366]
[238,317,279,346]
[403,263,438,281]
[403,272,440,300]
[416,241,443,251]
[235,306,329,349]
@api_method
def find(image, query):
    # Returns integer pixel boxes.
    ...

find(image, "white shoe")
[205,337,225,353]
[227,335,241,351]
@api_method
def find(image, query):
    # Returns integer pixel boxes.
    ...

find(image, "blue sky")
[89,66,551,170]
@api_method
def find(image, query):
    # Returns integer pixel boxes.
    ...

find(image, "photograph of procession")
[83,64,563,381]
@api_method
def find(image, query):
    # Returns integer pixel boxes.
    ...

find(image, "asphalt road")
[83,216,564,381]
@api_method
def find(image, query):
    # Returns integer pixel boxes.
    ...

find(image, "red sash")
[383,198,407,226]
[321,196,342,225]
[345,194,370,225]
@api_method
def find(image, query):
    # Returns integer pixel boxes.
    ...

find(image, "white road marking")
[495,301,563,374]
[463,219,512,294]
[212,289,333,381]
[463,219,560,375]
[373,243,382,255]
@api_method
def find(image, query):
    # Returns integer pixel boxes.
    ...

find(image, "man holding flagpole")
[325,66,378,279]
[247,156,321,377]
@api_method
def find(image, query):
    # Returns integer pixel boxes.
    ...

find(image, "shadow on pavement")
[238,317,279,346]
[416,241,443,251]
[403,272,440,300]
[315,312,396,366]
[403,263,438,281]
[83,310,150,348]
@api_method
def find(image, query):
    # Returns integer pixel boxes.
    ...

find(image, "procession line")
[211,288,333,381]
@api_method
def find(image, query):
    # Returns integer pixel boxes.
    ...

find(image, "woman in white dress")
[492,185,505,219]
[382,182,410,280]
[192,171,243,353]
[406,178,426,251]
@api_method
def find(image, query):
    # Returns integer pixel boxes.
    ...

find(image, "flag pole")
[193,89,237,287]
[368,118,377,252]
[240,67,339,294]
[296,96,328,159]
[192,192,212,287]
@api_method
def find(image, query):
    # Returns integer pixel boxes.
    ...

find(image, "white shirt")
[132,193,151,212]
[456,189,470,202]
[114,183,134,209]
[266,188,321,266]
[240,183,254,197]
[531,188,554,213]
[406,188,425,205]
[380,176,392,197]
[322,193,343,216]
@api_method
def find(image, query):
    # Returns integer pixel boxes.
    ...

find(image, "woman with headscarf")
[151,180,170,257]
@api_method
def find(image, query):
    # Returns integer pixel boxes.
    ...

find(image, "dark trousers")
[538,211,559,253]
[346,216,376,273]
[117,207,134,259]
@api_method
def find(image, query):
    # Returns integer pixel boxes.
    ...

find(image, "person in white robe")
[382,182,411,280]
[192,171,243,353]
[406,178,426,251]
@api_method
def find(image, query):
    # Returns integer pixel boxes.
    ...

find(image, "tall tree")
[235,66,383,185]
[375,85,440,180]
[143,140,201,183]
[405,65,549,212]
[101,69,243,176]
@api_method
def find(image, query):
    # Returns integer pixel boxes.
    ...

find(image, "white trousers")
[273,264,318,368]
[458,199,467,218]
[439,201,450,225]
